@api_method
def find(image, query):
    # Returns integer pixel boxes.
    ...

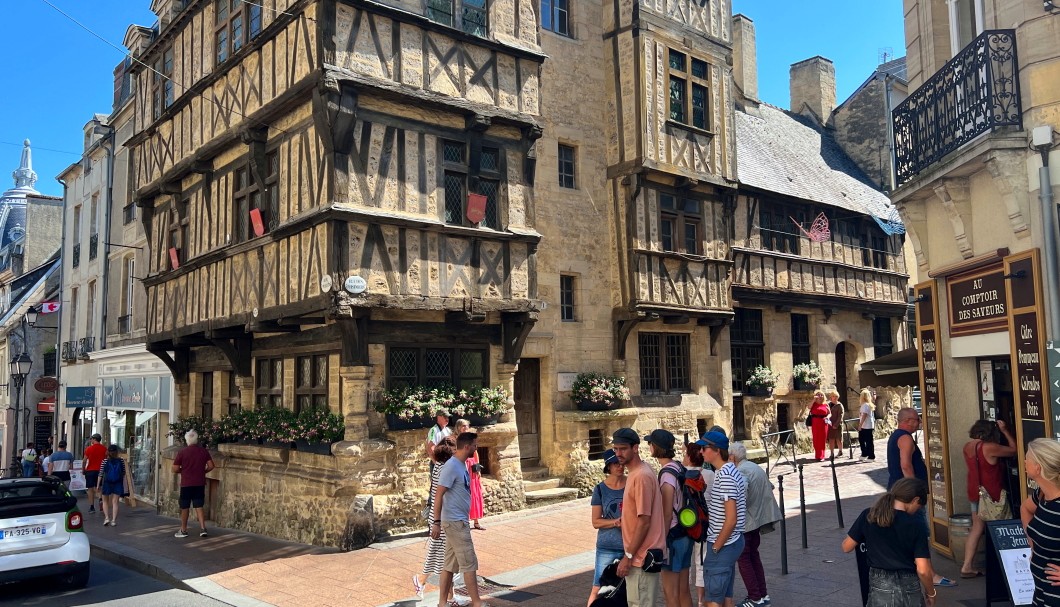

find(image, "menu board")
[915,280,952,553]
[985,519,1034,606]
[1005,250,1051,497]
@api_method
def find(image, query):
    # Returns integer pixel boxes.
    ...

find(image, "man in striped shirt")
[696,430,747,607]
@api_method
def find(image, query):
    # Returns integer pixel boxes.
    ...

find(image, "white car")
[0,476,90,588]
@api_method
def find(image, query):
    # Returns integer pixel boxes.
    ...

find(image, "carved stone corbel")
[895,200,927,270]
[523,125,544,184]
[932,178,973,258]
[985,153,1030,239]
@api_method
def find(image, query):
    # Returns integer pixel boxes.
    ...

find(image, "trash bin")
[949,514,983,568]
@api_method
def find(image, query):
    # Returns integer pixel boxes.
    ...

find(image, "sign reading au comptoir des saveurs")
[948,265,1007,336]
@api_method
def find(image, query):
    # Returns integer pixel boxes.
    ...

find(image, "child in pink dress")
[456,419,486,530]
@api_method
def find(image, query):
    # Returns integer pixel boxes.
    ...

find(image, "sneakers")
[103,519,111,526]
[737,597,770,607]
[174,530,189,538]
[199,529,208,537]
[88,506,95,514]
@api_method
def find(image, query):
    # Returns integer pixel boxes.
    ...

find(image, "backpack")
[105,459,123,484]
[659,463,710,542]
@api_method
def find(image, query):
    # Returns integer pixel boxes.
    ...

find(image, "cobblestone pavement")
[86,438,1009,607]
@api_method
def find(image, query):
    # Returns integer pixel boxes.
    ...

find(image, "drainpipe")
[1032,126,1059,340]
[55,177,68,447]
[95,125,116,351]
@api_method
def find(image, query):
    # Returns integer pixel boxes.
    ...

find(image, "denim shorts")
[665,533,693,571]
[593,548,624,586]
[703,535,745,603]
[867,568,923,607]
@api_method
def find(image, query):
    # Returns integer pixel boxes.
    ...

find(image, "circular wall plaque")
[344,275,367,294]
[320,275,334,292]
[34,377,59,393]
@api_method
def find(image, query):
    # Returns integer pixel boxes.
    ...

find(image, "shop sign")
[1014,312,1044,422]
[34,376,58,393]
[115,378,144,406]
[948,266,1007,336]
[65,386,96,408]
[915,279,952,555]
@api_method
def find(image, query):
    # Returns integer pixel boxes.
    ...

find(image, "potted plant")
[744,366,779,397]
[570,372,630,411]
[293,408,345,454]
[373,385,455,430]
[452,386,509,426]
[792,361,825,391]
[253,407,298,448]
[168,416,209,446]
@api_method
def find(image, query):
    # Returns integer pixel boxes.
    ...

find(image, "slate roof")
[877,57,908,82]
[735,103,896,220]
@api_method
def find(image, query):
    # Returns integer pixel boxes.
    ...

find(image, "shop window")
[730,308,764,392]
[295,355,329,413]
[201,372,214,421]
[638,333,691,395]
[791,314,810,365]
[255,358,283,408]
[873,317,894,357]
[659,194,701,254]
[387,347,487,390]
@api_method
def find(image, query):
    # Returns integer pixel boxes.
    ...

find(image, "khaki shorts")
[442,520,479,574]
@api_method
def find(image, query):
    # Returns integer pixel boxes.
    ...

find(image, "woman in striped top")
[414,436,458,602]
[1020,438,1060,606]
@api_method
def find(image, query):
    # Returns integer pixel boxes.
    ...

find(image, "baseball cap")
[91,433,102,441]
[695,430,729,451]
[602,448,619,464]
[644,429,676,450]
[435,408,451,418]
[612,428,640,445]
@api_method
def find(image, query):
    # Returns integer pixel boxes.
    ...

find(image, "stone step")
[524,487,579,507]
[747,448,768,464]
[522,478,563,492]
[520,466,551,481]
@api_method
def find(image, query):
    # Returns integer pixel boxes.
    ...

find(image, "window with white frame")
[541,0,570,36]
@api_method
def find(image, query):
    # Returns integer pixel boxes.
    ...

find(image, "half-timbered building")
[727,20,914,448]
[521,0,737,494]
[125,0,544,545]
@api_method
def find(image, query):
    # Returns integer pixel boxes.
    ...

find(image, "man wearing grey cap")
[612,428,666,607]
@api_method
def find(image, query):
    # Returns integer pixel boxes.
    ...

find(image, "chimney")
[732,14,758,103]
[789,56,837,122]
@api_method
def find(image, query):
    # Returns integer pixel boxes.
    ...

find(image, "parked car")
[0,476,89,588]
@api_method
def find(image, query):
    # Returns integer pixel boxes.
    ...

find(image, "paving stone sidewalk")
[83,438,1011,607]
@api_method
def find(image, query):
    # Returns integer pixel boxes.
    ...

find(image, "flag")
[38,301,60,314]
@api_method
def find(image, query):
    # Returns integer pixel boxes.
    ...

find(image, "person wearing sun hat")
[588,447,626,607]
[611,428,666,607]
[695,430,747,607]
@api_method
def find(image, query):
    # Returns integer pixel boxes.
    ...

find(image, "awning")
[37,397,56,413]
[859,347,920,388]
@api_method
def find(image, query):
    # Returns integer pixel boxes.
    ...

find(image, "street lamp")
[9,352,31,477]
[25,306,37,328]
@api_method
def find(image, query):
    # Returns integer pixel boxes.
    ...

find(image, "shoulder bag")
[975,441,1010,521]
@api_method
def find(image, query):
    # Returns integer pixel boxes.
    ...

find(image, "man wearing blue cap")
[695,431,747,607]
[612,428,666,607]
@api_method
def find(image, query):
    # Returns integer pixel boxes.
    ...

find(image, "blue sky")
[0,1,904,198]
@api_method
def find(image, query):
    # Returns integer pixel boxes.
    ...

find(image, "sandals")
[934,576,958,587]
[960,570,983,579]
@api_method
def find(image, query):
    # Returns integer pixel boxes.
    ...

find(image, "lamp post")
[9,352,32,477]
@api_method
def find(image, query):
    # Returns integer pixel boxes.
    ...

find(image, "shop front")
[914,249,1053,558]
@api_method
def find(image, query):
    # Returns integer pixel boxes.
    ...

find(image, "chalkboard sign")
[33,416,51,451]
[985,519,1034,606]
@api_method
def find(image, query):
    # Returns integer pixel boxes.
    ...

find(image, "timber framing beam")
[209,336,253,377]
[335,315,369,367]
[146,346,189,384]
[501,312,536,364]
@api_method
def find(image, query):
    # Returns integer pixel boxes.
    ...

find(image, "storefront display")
[100,375,171,505]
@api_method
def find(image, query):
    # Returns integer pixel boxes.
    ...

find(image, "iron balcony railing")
[892,30,1021,187]
[61,341,78,362]
[78,337,95,359]
[89,233,98,260]
[72,243,81,268]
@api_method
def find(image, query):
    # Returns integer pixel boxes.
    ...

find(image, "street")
[3,559,230,607]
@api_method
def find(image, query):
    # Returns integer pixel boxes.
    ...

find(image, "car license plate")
[0,525,47,539]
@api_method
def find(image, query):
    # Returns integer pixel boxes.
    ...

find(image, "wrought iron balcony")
[89,233,98,260]
[61,341,78,362]
[78,337,95,359]
[892,30,1021,187]
[72,243,80,268]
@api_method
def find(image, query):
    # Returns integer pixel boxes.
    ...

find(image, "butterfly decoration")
[791,212,831,242]
[872,207,906,235]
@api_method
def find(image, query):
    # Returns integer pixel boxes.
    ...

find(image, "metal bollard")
[831,452,844,528]
[798,464,807,549]
[778,474,788,575]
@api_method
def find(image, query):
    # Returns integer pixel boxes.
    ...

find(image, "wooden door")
[514,359,540,464]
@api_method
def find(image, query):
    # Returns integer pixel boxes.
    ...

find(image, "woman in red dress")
[808,390,831,462]
[456,419,486,530]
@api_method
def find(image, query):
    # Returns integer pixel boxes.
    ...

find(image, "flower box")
[295,440,335,455]
[745,386,773,397]
[262,440,293,450]
[576,399,620,412]
[793,378,815,391]
[466,413,500,427]
[385,413,434,431]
